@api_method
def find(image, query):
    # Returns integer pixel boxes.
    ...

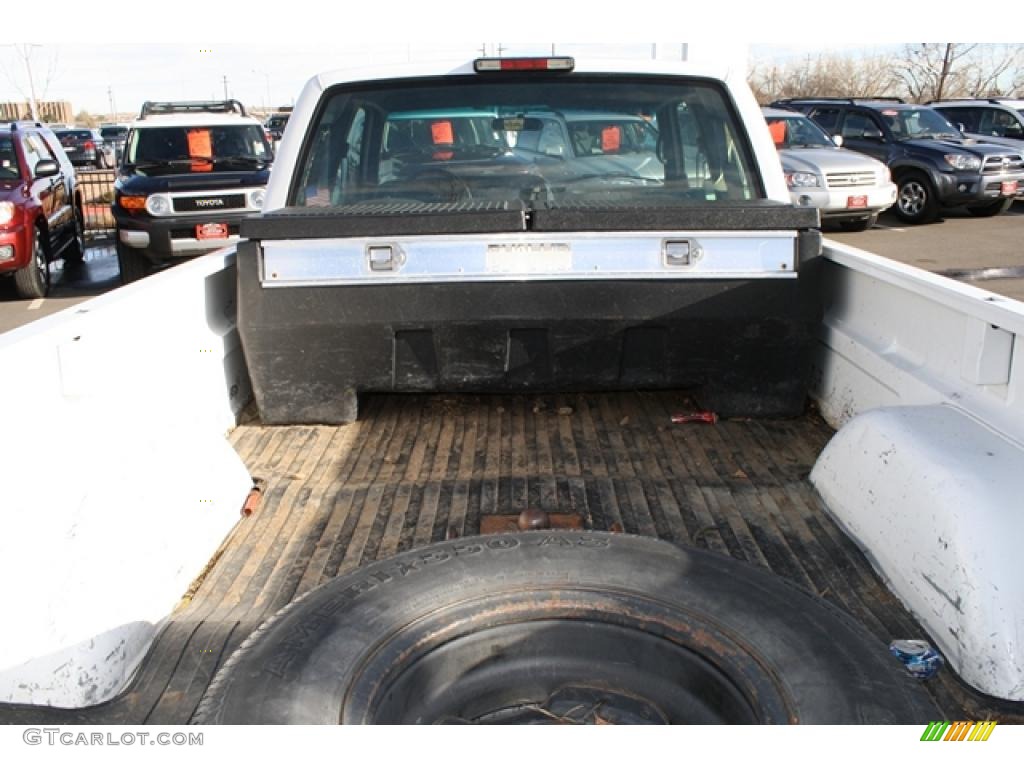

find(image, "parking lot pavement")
[827,200,1024,301]
[0,240,120,335]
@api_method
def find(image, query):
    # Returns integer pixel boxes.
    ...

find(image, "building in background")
[0,100,74,124]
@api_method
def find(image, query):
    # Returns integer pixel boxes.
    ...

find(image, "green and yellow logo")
[921,721,997,741]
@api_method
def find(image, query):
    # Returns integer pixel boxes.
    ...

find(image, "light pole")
[107,86,116,123]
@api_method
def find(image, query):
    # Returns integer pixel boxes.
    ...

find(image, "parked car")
[928,100,1024,198]
[53,128,116,169]
[929,98,1024,145]
[762,107,896,230]
[264,112,290,142]
[771,98,1024,223]
[99,124,130,165]
[112,100,272,283]
[0,122,83,298]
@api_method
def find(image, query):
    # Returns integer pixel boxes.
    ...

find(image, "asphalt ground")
[827,199,1024,298]
[1,199,1022,335]
[0,240,120,334]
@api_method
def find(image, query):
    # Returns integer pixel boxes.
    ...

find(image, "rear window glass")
[292,75,760,209]
[57,131,93,141]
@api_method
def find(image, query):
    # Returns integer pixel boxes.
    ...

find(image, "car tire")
[116,240,151,284]
[838,213,879,232]
[966,198,1013,217]
[194,532,939,725]
[894,173,940,225]
[63,205,85,263]
[13,227,51,300]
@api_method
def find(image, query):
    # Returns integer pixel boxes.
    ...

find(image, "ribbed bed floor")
[3,391,1021,724]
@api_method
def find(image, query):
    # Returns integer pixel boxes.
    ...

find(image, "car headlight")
[249,189,266,209]
[0,201,14,227]
[785,172,820,188]
[944,153,981,171]
[145,193,172,216]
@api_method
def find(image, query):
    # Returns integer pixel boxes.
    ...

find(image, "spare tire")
[194,532,938,724]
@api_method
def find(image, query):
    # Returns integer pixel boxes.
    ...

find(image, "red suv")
[0,122,83,298]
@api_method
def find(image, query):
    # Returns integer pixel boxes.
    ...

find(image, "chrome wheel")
[893,174,940,224]
[899,180,927,216]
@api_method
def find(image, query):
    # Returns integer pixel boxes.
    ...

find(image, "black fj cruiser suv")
[771,98,1024,224]
[111,100,272,283]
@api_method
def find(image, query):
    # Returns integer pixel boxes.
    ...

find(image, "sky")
[0,42,905,119]
[0,2,1010,119]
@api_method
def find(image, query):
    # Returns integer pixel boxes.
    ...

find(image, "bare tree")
[750,45,1024,105]
[0,44,61,120]
[749,54,902,104]
[965,44,1024,96]
[74,110,97,128]
[899,43,1023,100]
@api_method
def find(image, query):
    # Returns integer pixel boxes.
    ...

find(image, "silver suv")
[762,107,896,230]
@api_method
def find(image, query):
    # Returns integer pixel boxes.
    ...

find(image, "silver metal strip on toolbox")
[260,231,799,287]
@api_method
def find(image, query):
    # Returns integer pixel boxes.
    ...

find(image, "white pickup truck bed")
[3,56,1023,724]
[1,390,1018,724]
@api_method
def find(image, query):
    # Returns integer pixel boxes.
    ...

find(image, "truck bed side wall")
[811,240,1024,701]
[0,249,253,708]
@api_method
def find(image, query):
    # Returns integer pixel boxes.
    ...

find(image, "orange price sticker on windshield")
[601,125,621,152]
[431,121,454,145]
[187,129,213,171]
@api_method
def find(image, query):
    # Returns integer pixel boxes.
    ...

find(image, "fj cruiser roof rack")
[138,100,248,119]
[772,97,905,105]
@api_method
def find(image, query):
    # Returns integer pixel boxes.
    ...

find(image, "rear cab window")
[56,130,92,146]
[291,74,761,214]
